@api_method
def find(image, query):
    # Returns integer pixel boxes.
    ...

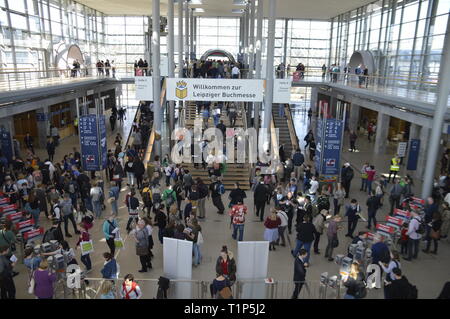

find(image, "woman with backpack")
[162,185,177,215]
[343,262,366,299]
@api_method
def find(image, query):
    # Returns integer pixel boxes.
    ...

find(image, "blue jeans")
[81,253,92,270]
[92,200,102,218]
[111,200,118,216]
[30,209,40,228]
[367,180,373,194]
[361,178,367,191]
[232,224,245,241]
[292,240,312,263]
[84,197,93,213]
[193,243,202,265]
[344,293,356,299]
[127,172,135,186]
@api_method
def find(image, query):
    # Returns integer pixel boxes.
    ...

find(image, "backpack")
[355,281,367,299]
[415,218,426,235]
[43,228,57,243]
[406,283,418,299]
[215,182,225,195]
[165,190,175,207]
[152,191,161,204]
[61,202,73,216]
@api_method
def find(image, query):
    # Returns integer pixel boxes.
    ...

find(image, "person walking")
[0,245,16,299]
[32,259,57,299]
[76,223,92,273]
[291,249,308,299]
[388,155,401,183]
[349,131,357,152]
[291,215,315,265]
[254,180,269,222]
[125,190,140,233]
[312,209,329,254]
[60,194,80,238]
[341,163,354,198]
[46,138,56,162]
[333,182,346,215]
[389,178,403,216]
[215,246,237,284]
[345,199,362,239]
[209,176,225,215]
[423,212,442,255]
[276,207,289,247]
[196,179,209,219]
[367,190,381,230]
[103,214,119,256]
[325,215,342,261]
[404,211,422,261]
[90,181,103,219]
[360,163,370,192]
[134,220,151,273]
[292,149,305,181]
[229,200,247,241]
[264,209,281,251]
[379,251,401,299]
[384,268,418,299]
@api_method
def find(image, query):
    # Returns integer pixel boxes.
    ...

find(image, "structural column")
[416,126,431,181]
[248,0,256,78]
[152,0,162,156]
[190,8,194,60]
[254,0,263,132]
[168,0,175,135]
[262,0,276,144]
[422,15,450,197]
[178,0,184,78]
[349,104,360,132]
[373,112,389,155]
[184,0,189,62]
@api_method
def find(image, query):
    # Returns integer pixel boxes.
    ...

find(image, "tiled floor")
[11,102,449,299]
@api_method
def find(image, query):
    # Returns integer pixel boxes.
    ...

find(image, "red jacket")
[76,230,90,246]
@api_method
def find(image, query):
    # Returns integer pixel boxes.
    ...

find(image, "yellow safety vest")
[390,158,400,171]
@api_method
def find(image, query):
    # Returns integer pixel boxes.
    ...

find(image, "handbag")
[218,286,233,299]
[80,240,94,255]
[431,229,441,240]
[136,245,149,256]
[197,231,204,245]
[114,237,124,249]
[28,272,35,295]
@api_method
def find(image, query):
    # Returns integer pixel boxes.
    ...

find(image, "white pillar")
[374,112,390,155]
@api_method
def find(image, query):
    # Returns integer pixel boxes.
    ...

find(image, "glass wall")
[330,0,449,91]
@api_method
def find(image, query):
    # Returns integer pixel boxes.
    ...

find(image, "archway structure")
[200,49,236,64]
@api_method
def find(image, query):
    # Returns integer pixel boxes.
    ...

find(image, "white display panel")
[135,76,154,101]
[163,237,193,299]
[237,241,269,299]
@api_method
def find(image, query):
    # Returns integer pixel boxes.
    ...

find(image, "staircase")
[272,104,294,159]
[182,102,251,190]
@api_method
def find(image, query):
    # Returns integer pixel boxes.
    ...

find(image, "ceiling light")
[233,0,248,6]
[194,8,204,12]
[190,0,203,4]
[232,9,244,13]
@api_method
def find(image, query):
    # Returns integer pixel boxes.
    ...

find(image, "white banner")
[397,142,407,158]
[135,76,153,101]
[273,79,292,103]
[166,78,264,102]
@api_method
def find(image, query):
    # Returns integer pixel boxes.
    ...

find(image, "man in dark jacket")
[209,176,225,215]
[254,181,269,221]
[291,249,308,299]
[291,216,315,263]
[0,245,16,299]
[292,149,305,180]
[345,199,361,239]
[341,163,354,198]
[385,268,417,299]
[228,182,247,208]
[366,190,381,229]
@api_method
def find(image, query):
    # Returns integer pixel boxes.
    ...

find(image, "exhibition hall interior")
[0,0,450,300]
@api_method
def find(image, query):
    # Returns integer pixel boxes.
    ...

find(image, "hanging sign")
[397,142,407,157]
[406,139,420,171]
[273,79,292,103]
[79,115,106,171]
[166,78,264,102]
[135,76,154,101]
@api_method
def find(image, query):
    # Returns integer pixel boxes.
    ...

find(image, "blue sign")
[406,139,420,171]
[0,129,13,163]
[79,114,107,171]
[36,113,48,121]
[321,119,343,175]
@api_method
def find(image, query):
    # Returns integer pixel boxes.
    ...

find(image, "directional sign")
[79,115,107,171]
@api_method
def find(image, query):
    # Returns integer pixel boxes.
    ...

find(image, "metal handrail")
[284,103,300,154]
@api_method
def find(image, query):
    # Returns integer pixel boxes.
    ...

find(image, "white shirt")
[145,225,153,236]
[445,192,450,206]
[407,217,422,240]
[309,180,319,194]
[232,66,240,75]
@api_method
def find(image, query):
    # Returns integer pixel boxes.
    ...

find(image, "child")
[399,223,409,256]
[100,280,115,299]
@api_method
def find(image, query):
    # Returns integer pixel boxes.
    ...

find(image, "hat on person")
[344,163,350,167]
